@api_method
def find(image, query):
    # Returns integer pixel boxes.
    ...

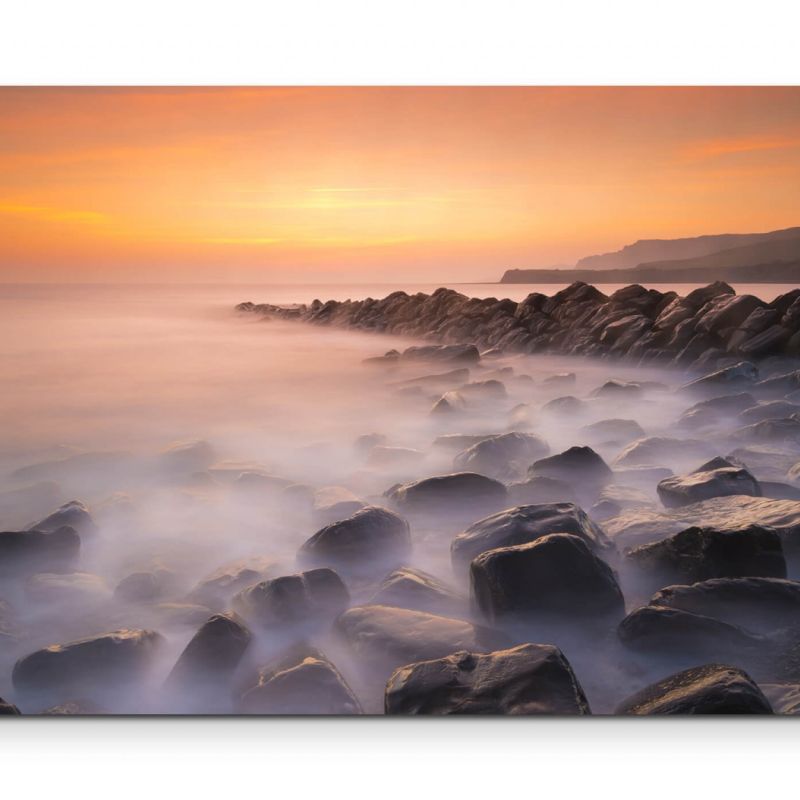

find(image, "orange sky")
[1,86,799,283]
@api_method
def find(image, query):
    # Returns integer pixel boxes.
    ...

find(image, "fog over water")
[0,281,797,715]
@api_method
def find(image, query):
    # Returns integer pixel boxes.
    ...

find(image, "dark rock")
[615,664,772,715]
[657,457,762,508]
[12,629,163,694]
[590,380,642,398]
[0,525,80,576]
[528,446,613,492]
[334,605,508,672]
[233,568,349,629]
[739,400,800,424]
[754,369,800,398]
[681,362,759,394]
[393,368,470,390]
[28,500,97,536]
[731,417,800,446]
[240,645,361,714]
[385,643,590,715]
[369,566,465,617]
[385,472,507,518]
[0,697,20,715]
[649,577,800,633]
[451,502,612,570]
[627,524,786,583]
[299,506,411,573]
[454,432,549,480]
[470,534,624,622]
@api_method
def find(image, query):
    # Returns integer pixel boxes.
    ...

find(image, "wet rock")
[451,502,612,570]
[681,362,759,395]
[627,525,786,583]
[618,605,762,656]
[386,472,507,519]
[232,472,294,494]
[761,683,800,714]
[12,629,164,694]
[506,476,577,506]
[385,643,591,715]
[760,481,800,501]
[166,613,251,688]
[369,566,465,617]
[739,400,800,424]
[657,457,762,508]
[528,446,613,494]
[615,664,772,715]
[454,432,549,480]
[188,556,278,609]
[649,577,800,633]
[233,568,349,629]
[28,500,97,537]
[299,506,411,573]
[0,525,80,576]
[579,418,646,446]
[334,605,508,673]
[240,645,361,715]
[754,369,800,398]
[0,697,20,715]
[470,534,624,622]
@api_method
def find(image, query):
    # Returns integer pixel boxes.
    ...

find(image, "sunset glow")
[1,86,799,282]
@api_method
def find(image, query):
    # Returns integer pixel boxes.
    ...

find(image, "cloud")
[0,203,107,224]
[680,134,800,161]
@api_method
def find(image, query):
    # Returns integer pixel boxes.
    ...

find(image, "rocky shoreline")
[236,281,800,368]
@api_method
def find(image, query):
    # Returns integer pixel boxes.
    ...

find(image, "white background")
[2,1,800,797]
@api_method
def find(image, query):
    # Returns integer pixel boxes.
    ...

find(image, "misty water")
[1,281,798,715]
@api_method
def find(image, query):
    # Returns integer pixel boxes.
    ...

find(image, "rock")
[0,526,80,576]
[366,446,426,468]
[451,502,612,570]
[617,605,762,656]
[114,569,173,602]
[470,534,624,622]
[233,567,349,629]
[681,362,759,395]
[187,556,278,608]
[369,566,465,617]
[430,391,467,415]
[240,645,361,715]
[731,417,800,446]
[354,432,388,455]
[543,372,576,387]
[28,500,97,536]
[458,379,507,400]
[590,380,642,398]
[385,472,507,519]
[0,697,20,715]
[385,643,590,715]
[649,577,800,633]
[299,506,411,574]
[760,481,800,501]
[626,525,786,583]
[334,605,508,672]
[393,368,470,391]
[506,476,577,506]
[432,433,496,452]
[754,369,800,398]
[12,629,163,694]
[312,486,365,526]
[40,700,106,715]
[27,571,111,605]
[727,446,798,481]
[678,393,757,430]
[528,446,613,493]
[400,344,480,365]
[159,439,217,474]
[166,613,251,687]
[739,400,800,424]
[656,457,762,508]
[615,664,772,715]
[541,396,588,416]
[232,472,294,494]
[579,419,646,445]
[453,432,550,480]
[613,437,714,470]
[761,683,800,715]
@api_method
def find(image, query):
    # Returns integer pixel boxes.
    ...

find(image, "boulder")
[334,605,508,672]
[453,432,550,480]
[28,500,97,536]
[12,629,163,694]
[541,396,588,416]
[299,506,411,574]
[431,391,467,414]
[0,697,20,715]
[458,379,507,400]
[649,577,800,633]
[614,437,715,470]
[754,369,800,398]
[470,534,624,622]
[528,446,613,493]
[615,664,772,715]
[681,362,759,395]
[385,643,590,715]
[114,568,173,603]
[187,556,278,609]
[731,417,800,446]
[385,472,507,519]
[312,486,365,526]
[166,613,251,688]
[0,526,80,576]
[739,400,800,424]
[626,525,786,583]
[656,457,762,508]
[240,645,361,715]
[677,393,756,430]
[579,419,646,445]
[451,502,612,570]
[368,566,465,617]
[233,568,349,629]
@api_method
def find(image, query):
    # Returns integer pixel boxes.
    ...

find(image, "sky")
[1,86,799,283]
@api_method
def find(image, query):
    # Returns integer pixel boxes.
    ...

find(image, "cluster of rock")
[236,281,800,366]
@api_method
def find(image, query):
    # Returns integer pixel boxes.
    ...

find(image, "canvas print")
[2,86,800,717]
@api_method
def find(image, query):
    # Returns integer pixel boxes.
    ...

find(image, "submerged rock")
[528,446,613,493]
[188,556,278,608]
[470,534,624,622]
[451,502,612,570]
[299,506,411,574]
[453,432,549,480]
[385,643,590,715]
[369,566,465,617]
[614,437,714,469]
[28,500,97,537]
[615,664,772,715]
[0,526,80,576]
[656,457,762,508]
[579,418,646,445]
